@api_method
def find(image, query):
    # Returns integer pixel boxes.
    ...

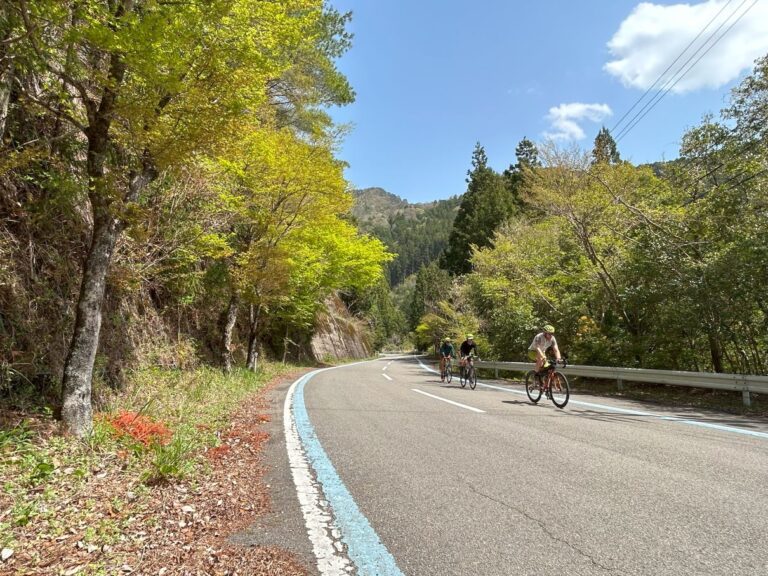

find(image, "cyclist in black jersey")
[459,334,477,367]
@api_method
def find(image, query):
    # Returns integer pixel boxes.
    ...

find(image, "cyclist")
[439,337,456,382]
[459,334,478,368]
[528,324,561,373]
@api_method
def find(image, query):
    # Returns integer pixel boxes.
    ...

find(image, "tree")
[210,125,356,371]
[7,0,351,436]
[442,143,516,275]
[269,216,392,359]
[503,137,540,210]
[725,53,768,144]
[591,127,621,165]
[408,262,450,331]
[513,137,541,171]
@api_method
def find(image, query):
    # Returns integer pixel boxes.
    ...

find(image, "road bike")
[440,356,453,383]
[459,353,478,390]
[524,358,569,408]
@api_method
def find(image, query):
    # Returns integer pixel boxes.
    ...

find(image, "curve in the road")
[286,364,405,576]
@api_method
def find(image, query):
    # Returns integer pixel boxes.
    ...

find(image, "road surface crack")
[466,483,619,574]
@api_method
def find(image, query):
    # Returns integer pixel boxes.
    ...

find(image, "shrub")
[107,411,172,447]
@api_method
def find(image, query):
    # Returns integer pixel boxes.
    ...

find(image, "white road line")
[284,374,353,575]
[383,373,393,381]
[411,388,486,413]
[286,362,404,575]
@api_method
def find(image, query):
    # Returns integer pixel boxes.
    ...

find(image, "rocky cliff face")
[310,295,372,362]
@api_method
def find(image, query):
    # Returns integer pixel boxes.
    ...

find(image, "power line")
[610,0,736,136]
[616,0,755,142]
[615,0,758,143]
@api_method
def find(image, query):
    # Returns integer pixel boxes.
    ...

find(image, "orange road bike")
[525,358,569,408]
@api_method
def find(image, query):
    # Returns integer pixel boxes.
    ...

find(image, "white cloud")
[605,0,768,93]
[544,102,613,141]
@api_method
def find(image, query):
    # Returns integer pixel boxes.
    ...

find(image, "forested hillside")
[352,188,460,285]
[0,1,391,437]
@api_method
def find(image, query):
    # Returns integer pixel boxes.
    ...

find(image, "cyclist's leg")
[529,350,543,380]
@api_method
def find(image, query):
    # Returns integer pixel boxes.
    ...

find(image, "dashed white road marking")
[411,388,486,413]
[383,373,393,381]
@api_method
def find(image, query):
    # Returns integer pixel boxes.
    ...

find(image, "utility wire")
[610,0,736,136]
[615,0,758,143]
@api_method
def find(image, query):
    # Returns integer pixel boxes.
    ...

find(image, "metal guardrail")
[474,360,768,407]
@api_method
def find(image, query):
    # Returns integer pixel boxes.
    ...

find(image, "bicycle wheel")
[549,371,570,408]
[459,365,467,388]
[469,366,477,390]
[524,370,542,403]
[446,364,452,383]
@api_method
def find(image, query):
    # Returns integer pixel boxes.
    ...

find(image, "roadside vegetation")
[404,55,768,385]
[1,363,310,575]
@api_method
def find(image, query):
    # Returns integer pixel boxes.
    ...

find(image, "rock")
[1,548,13,561]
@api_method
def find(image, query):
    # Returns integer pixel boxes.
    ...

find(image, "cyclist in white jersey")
[528,324,561,373]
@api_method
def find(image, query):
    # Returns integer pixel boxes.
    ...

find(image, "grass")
[0,361,299,574]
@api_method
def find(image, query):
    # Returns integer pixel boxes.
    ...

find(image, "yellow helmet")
[543,324,555,334]
[466,334,474,340]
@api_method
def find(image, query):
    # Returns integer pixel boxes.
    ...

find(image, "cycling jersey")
[528,332,558,353]
[460,340,477,357]
[439,343,455,357]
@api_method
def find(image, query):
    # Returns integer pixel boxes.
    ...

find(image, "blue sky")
[329,0,768,203]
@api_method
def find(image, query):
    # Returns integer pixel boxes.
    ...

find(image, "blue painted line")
[293,370,405,576]
[416,358,768,440]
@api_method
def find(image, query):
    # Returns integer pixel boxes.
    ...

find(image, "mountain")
[352,188,461,286]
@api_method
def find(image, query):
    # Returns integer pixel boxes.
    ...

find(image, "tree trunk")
[0,3,13,140]
[246,304,261,371]
[282,324,290,364]
[221,295,238,373]
[707,331,724,373]
[0,62,12,140]
[60,214,120,436]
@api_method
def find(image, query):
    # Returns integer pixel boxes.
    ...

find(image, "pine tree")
[513,137,541,171]
[591,127,621,165]
[503,137,540,208]
[442,143,516,275]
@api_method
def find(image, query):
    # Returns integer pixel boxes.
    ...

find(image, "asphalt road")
[299,356,768,576]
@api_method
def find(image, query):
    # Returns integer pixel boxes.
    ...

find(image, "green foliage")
[352,188,460,286]
[408,263,451,331]
[345,276,406,349]
[1,0,392,397]
[143,426,199,485]
[443,143,517,275]
[591,127,621,165]
[464,59,768,373]
[414,301,479,352]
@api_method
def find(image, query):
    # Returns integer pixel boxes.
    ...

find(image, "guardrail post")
[495,368,499,379]
[617,377,624,391]
[742,390,752,408]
